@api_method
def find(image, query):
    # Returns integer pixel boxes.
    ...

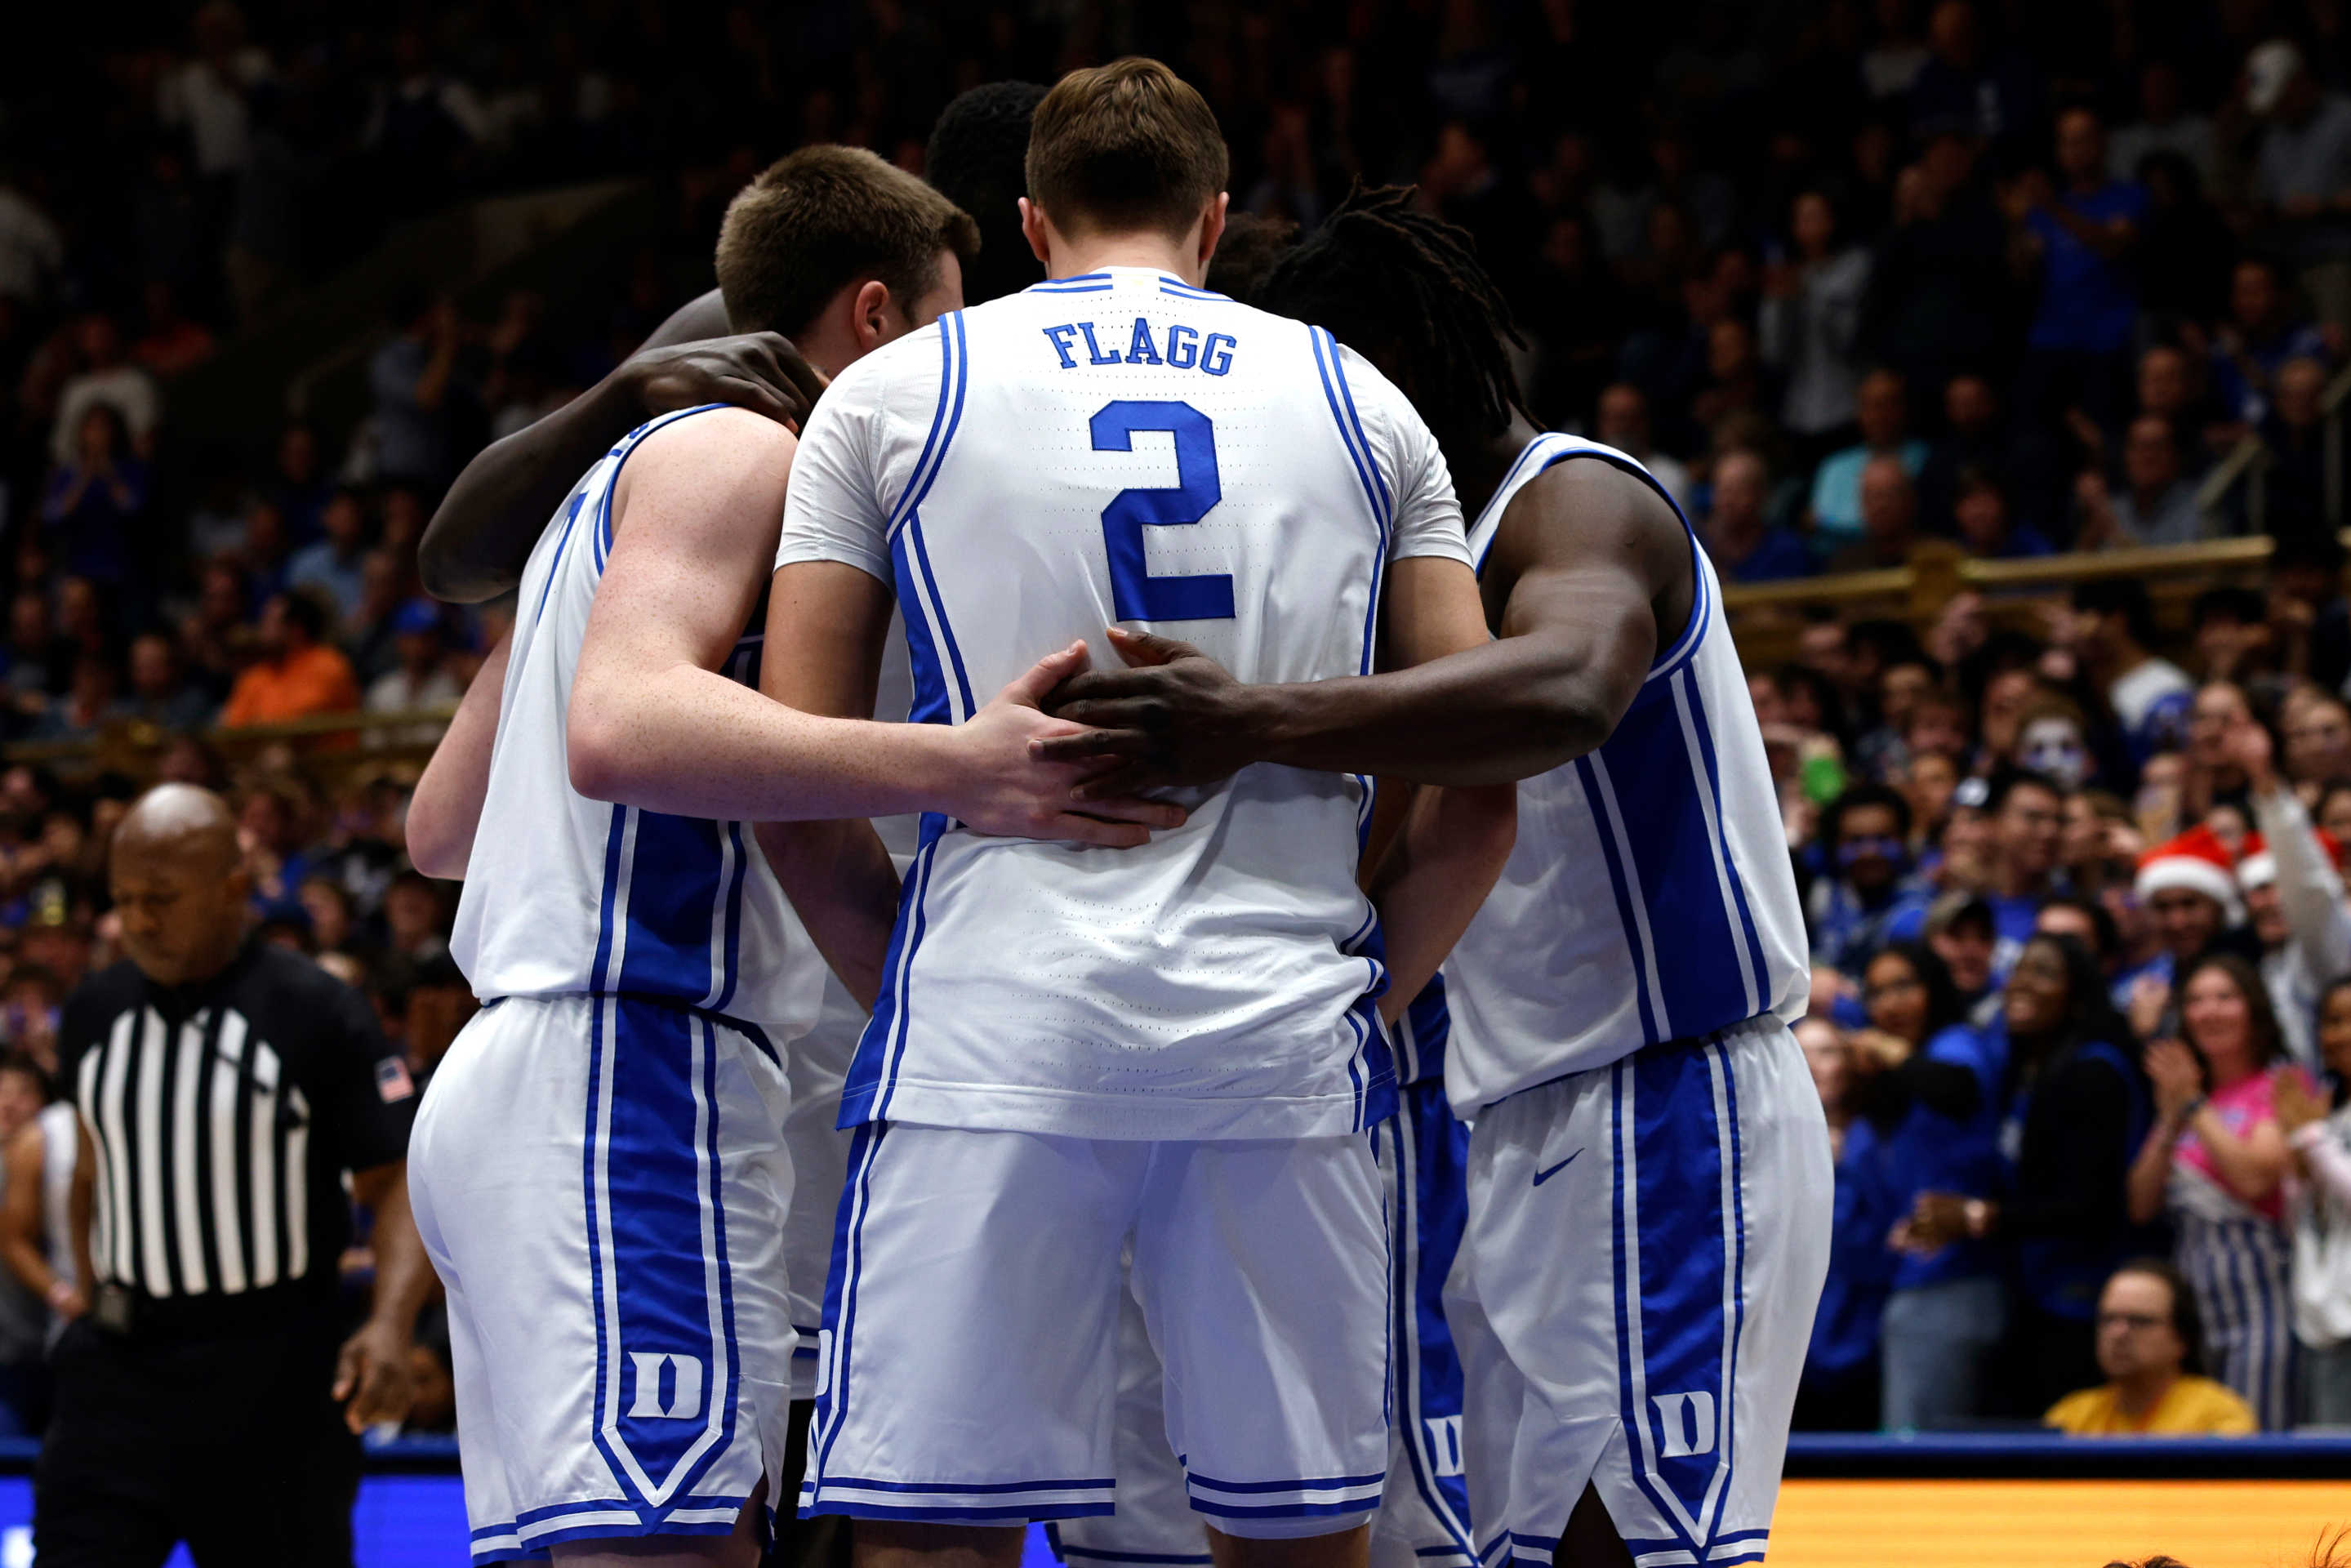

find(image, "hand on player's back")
[625,332,829,432]
[1035,626,1261,795]
[951,640,1192,849]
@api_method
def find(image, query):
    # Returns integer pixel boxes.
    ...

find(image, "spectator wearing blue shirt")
[1809,783,1932,974]
[1793,1016,1899,1432]
[284,489,370,627]
[1858,941,2011,1429]
[1702,448,1813,584]
[1905,933,2153,1413]
[1808,369,1928,558]
[1950,466,2056,559]
[2007,107,2147,443]
[38,405,149,597]
[2208,257,2331,426]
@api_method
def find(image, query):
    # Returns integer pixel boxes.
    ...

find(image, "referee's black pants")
[35,1314,360,1567]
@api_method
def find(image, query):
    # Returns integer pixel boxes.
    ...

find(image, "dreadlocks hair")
[1257,182,1529,442]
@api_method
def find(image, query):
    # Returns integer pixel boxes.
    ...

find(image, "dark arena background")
[2,0,2351,1564]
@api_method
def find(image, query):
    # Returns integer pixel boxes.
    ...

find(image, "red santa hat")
[2135,825,2245,923]
[2233,826,2347,893]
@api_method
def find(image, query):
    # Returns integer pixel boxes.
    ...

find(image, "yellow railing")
[1,707,457,791]
[1719,534,2306,668]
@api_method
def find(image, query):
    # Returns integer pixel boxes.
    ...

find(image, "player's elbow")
[565,710,636,804]
[1521,688,1617,772]
[404,799,467,880]
[417,521,496,605]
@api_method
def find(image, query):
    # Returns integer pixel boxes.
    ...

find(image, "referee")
[36,783,431,1566]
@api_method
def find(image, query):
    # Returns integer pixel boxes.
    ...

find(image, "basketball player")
[1039,188,1830,1568]
[756,58,1512,1568]
[403,147,1179,1568]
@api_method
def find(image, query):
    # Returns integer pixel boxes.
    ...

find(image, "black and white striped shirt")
[60,942,416,1304]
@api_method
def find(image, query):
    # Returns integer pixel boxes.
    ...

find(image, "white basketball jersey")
[452,406,824,1040]
[774,267,1470,1140]
[1441,434,1808,1119]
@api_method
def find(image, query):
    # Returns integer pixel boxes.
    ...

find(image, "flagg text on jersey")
[1040,317,1236,374]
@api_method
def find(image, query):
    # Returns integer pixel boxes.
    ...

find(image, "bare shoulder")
[614,407,799,520]
[1498,452,1689,589]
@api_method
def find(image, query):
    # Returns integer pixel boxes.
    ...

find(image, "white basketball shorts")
[1049,1077,1478,1568]
[802,1125,1388,1537]
[409,994,796,1565]
[782,969,861,1401]
[1445,1013,1830,1568]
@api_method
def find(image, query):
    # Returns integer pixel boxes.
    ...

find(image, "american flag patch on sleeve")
[376,1055,416,1102]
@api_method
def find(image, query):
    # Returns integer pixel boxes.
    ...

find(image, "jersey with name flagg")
[451,405,824,1040]
[774,267,1470,1140]
[1440,433,1810,1120]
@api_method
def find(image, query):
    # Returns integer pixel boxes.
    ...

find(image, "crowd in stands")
[1788,572,2351,1433]
[3,0,2351,1439]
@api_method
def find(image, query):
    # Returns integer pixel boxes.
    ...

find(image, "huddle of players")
[405,59,1825,1568]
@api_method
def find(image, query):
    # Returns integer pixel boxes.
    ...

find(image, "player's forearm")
[407,634,509,879]
[420,373,644,603]
[1370,782,1516,1023]
[755,818,902,1011]
[1241,635,1620,785]
[569,662,970,822]
[359,1165,434,1339]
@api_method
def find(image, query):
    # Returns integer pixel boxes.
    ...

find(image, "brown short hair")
[1025,57,1228,240]
[715,145,980,336]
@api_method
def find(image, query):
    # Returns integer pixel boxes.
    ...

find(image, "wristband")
[2176,1094,2206,1128]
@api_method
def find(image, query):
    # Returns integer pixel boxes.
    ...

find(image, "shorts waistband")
[480,992,780,1066]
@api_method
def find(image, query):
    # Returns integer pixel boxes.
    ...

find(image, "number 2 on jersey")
[1089,399,1234,621]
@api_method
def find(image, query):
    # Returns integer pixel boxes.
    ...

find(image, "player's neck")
[2113,1366,2179,1423]
[1047,234,1204,287]
[1449,412,1547,519]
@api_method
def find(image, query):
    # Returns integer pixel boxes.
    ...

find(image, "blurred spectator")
[220,592,358,729]
[1915,373,2011,537]
[0,1054,51,1435]
[1810,370,1926,558]
[363,601,462,748]
[2237,720,2351,1069]
[1592,384,1692,513]
[1761,190,1873,465]
[29,658,124,746]
[2045,1260,2257,1435]
[2111,62,2216,186]
[1795,1016,1895,1432]
[131,281,216,380]
[262,425,331,544]
[39,405,150,596]
[2007,108,2145,440]
[1827,453,1923,572]
[118,635,212,734]
[2129,953,2310,1428]
[1908,933,2149,1410]
[286,491,371,624]
[1702,449,1812,584]
[1860,940,2008,1430]
[48,314,159,467]
[2073,580,2194,764]
[156,0,270,179]
[0,167,64,305]
[1949,467,2054,559]
[2278,975,2351,1425]
[367,292,466,489]
[2260,355,2331,526]
[2136,153,2237,333]
[1907,1,2039,158]
[2209,257,2328,425]
[1810,785,1930,972]
[2245,40,2351,330]
[2077,417,2208,547]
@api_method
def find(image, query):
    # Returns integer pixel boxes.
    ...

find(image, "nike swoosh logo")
[1533,1150,1584,1187]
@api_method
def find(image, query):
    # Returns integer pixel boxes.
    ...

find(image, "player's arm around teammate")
[1041,452,1681,794]
[418,287,826,604]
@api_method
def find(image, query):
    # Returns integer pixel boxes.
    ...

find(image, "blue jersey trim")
[532,486,591,626]
[887,320,964,538]
[1577,757,1663,1042]
[1682,674,1772,1013]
